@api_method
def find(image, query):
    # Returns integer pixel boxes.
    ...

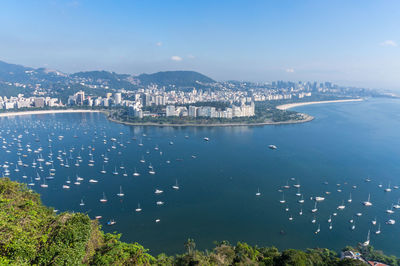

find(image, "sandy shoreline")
[276,98,363,110]
[0,109,102,117]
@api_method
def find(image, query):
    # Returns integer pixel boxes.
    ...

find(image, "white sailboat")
[280,193,286,204]
[311,201,318,213]
[133,168,140,176]
[117,186,124,197]
[384,182,392,192]
[363,193,372,206]
[172,179,180,190]
[375,224,381,235]
[256,188,261,196]
[135,203,142,212]
[337,200,346,210]
[100,192,107,203]
[347,193,352,203]
[315,224,321,234]
[362,230,370,246]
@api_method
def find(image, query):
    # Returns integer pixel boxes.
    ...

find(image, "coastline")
[276,98,363,110]
[107,114,314,127]
[0,109,103,117]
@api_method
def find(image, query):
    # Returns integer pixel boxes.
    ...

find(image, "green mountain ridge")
[0,60,215,96]
[1,177,398,265]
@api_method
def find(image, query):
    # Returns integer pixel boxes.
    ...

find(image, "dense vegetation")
[1,178,398,265]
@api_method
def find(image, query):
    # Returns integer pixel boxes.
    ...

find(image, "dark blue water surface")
[1,98,400,256]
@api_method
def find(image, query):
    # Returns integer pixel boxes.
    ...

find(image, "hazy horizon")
[1,0,400,90]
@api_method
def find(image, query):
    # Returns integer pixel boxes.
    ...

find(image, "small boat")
[337,200,346,210]
[375,224,381,235]
[100,165,106,174]
[386,219,396,225]
[95,216,102,219]
[329,222,333,230]
[385,182,392,192]
[311,202,318,213]
[288,215,293,221]
[40,179,48,188]
[256,188,261,196]
[133,168,140,176]
[315,224,320,234]
[100,192,108,203]
[299,208,303,215]
[347,193,352,203]
[279,193,286,204]
[372,217,377,225]
[328,215,332,223]
[117,186,124,197]
[155,189,163,194]
[62,184,70,189]
[79,199,85,206]
[156,201,164,206]
[107,219,116,226]
[204,137,209,141]
[311,216,316,224]
[172,179,180,190]
[135,203,142,212]
[268,144,277,150]
[314,196,325,202]
[386,204,394,214]
[363,194,372,206]
[89,179,98,183]
[298,195,305,204]
[155,219,161,223]
[362,230,370,246]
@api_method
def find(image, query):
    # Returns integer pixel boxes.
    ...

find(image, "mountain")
[137,70,215,88]
[0,60,216,96]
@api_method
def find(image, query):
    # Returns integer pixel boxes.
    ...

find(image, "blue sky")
[1,0,400,89]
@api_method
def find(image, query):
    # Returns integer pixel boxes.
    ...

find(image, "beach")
[0,109,102,118]
[276,98,363,110]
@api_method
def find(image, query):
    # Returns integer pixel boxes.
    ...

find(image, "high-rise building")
[114,93,122,105]
[166,105,176,116]
[34,97,45,108]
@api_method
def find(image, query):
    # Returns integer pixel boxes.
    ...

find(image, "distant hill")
[137,70,215,88]
[0,60,216,96]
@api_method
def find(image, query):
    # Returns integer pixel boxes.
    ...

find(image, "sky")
[1,0,400,89]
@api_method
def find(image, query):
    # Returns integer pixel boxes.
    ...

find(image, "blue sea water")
[1,97,400,256]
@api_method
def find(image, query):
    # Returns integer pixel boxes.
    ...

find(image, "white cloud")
[171,56,183,61]
[285,68,295,73]
[156,42,163,47]
[380,40,397,47]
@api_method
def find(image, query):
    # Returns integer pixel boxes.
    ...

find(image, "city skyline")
[1,1,400,89]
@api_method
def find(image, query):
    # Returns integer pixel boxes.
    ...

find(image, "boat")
[100,165,106,174]
[117,186,124,197]
[372,217,377,225]
[79,199,85,206]
[347,193,352,203]
[155,219,161,223]
[100,192,108,203]
[328,215,332,223]
[384,182,392,192]
[329,223,333,230]
[95,216,102,220]
[133,168,140,176]
[172,179,180,190]
[204,137,209,141]
[268,145,277,150]
[315,224,320,234]
[156,201,164,206]
[107,219,116,226]
[299,208,303,215]
[288,215,293,221]
[362,230,370,246]
[311,201,318,213]
[112,167,118,175]
[256,188,261,196]
[337,200,346,210]
[298,195,305,204]
[295,187,301,197]
[279,193,286,204]
[393,199,400,209]
[386,204,394,214]
[311,216,316,224]
[62,184,70,189]
[363,193,372,206]
[314,196,325,202]
[375,224,381,235]
[386,219,396,225]
[155,189,163,194]
[40,179,48,188]
[135,203,142,212]
[351,222,356,230]
[89,179,98,183]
